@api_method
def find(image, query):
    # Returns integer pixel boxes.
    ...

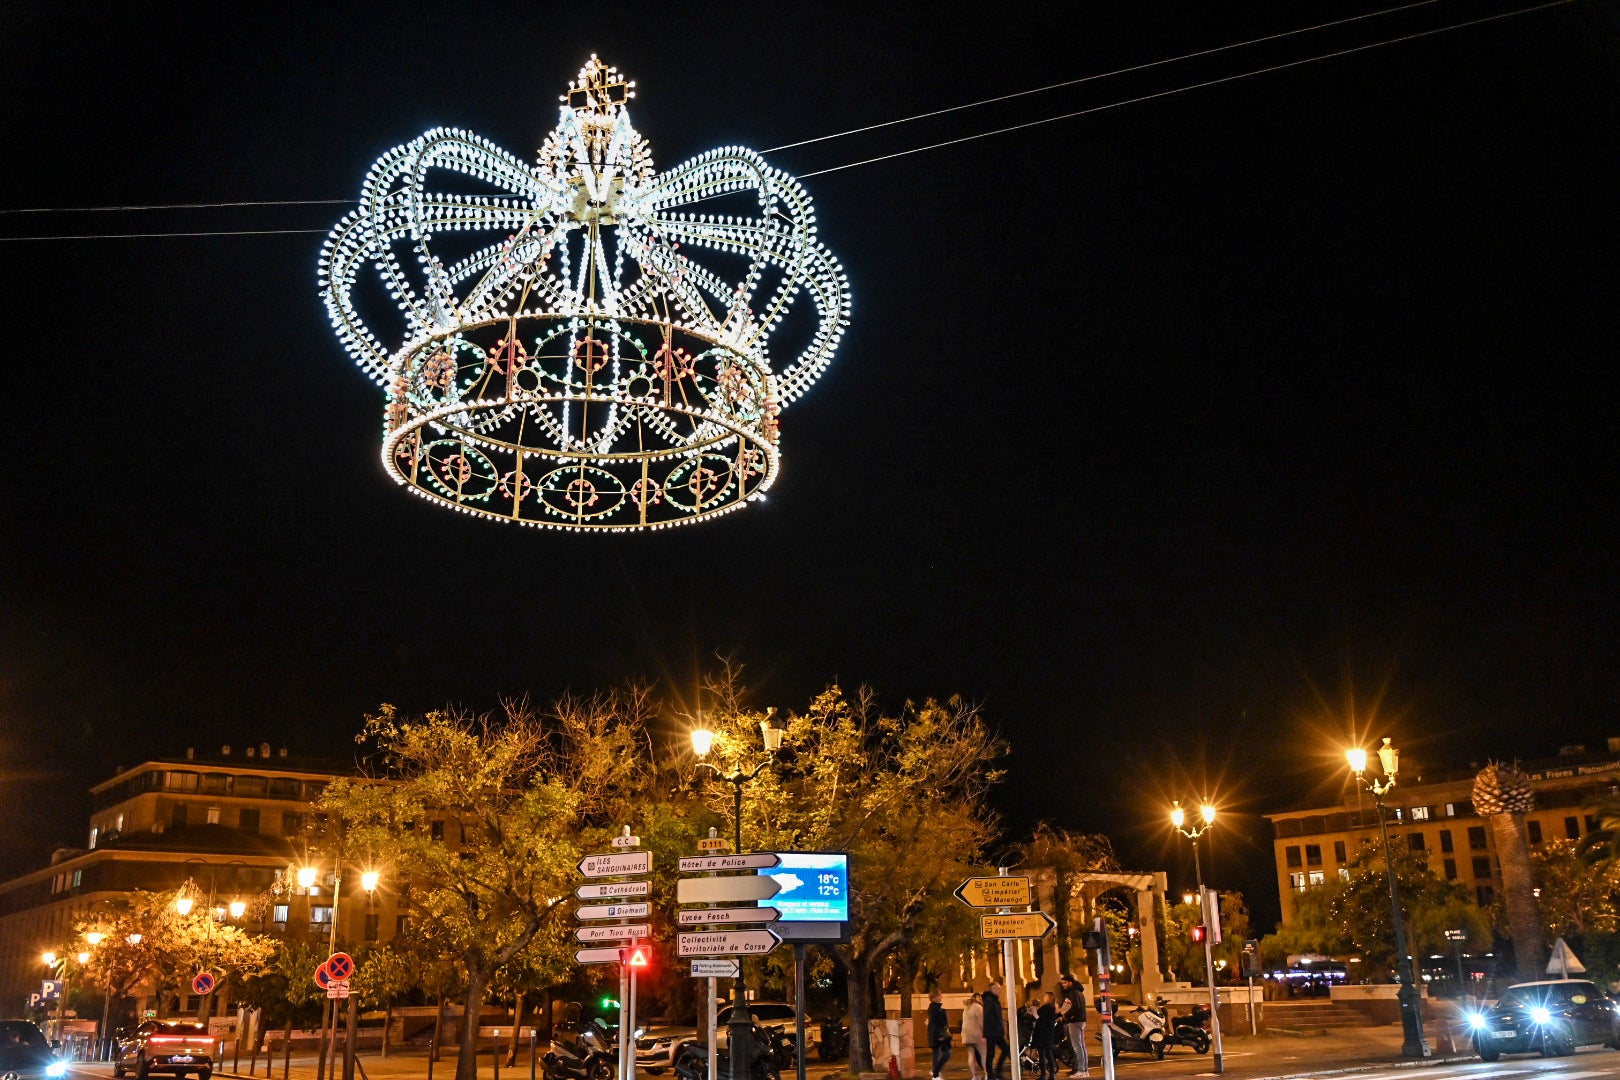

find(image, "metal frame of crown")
[320,57,850,531]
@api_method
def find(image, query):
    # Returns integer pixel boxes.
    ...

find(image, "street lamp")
[300,859,380,1080]
[1169,801,1225,1075]
[690,709,783,1080]
[1347,738,1430,1058]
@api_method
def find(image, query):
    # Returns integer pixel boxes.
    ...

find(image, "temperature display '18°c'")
[759,852,849,923]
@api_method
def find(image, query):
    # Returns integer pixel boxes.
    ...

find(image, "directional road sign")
[954,876,1033,909]
[980,911,1056,940]
[576,923,651,943]
[691,958,741,978]
[678,929,782,956]
[611,834,641,848]
[676,906,780,926]
[697,838,731,851]
[678,852,782,873]
[579,851,652,877]
[577,902,651,921]
[677,876,781,905]
[575,947,628,965]
[577,881,651,900]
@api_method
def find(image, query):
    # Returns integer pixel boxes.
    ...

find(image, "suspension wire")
[0,0,1582,243]
[800,0,1579,179]
[762,0,1449,153]
[0,199,351,216]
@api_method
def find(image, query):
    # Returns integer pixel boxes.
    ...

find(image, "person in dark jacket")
[982,981,1009,1080]
[1033,992,1060,1080]
[1058,973,1089,1076]
[928,991,952,1080]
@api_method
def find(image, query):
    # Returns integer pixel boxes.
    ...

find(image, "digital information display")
[760,851,849,923]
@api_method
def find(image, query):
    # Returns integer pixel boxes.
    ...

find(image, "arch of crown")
[319,56,850,531]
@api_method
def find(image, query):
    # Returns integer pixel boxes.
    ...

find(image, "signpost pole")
[999,868,1022,1080]
[627,959,639,1080]
[707,978,718,1080]
[618,961,631,1080]
[1092,920,1115,1080]
[793,944,808,1080]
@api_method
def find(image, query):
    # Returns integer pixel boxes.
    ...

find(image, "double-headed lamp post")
[1169,801,1224,1075]
[1347,738,1430,1058]
[691,711,783,1080]
[298,861,380,1080]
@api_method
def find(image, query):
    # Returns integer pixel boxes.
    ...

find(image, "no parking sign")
[325,952,354,980]
[192,971,216,996]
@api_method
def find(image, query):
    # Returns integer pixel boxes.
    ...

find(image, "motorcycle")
[1101,1003,1167,1060]
[1158,1000,1210,1054]
[543,1012,618,1080]
[816,1018,849,1062]
[673,1024,782,1080]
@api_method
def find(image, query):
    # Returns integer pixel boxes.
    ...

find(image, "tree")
[1472,762,1545,980]
[1016,825,1119,978]
[319,693,658,1080]
[713,683,1004,1072]
[1531,839,1620,938]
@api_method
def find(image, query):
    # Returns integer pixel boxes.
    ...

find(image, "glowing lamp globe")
[320,56,851,531]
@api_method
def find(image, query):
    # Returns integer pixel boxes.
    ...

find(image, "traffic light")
[601,996,620,1009]
[627,947,649,968]
[1190,924,1207,944]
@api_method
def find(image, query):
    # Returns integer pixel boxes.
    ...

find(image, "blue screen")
[760,852,849,922]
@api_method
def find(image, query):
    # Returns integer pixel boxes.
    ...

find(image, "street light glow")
[229,900,247,919]
[297,866,318,890]
[85,931,104,946]
[360,870,380,893]
[690,728,715,758]
[42,951,56,966]
[1346,747,1368,775]
[1170,802,1186,829]
[174,895,194,916]
[1200,803,1217,826]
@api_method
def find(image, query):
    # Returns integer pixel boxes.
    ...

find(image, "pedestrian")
[1057,972,1089,1077]
[962,993,987,1080]
[982,981,1009,1080]
[1034,992,1059,1080]
[928,991,952,1080]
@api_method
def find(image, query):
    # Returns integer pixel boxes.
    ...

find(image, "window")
[1440,830,1454,853]
[1333,841,1346,863]
[1275,819,1302,838]
[1285,846,1302,868]
[431,820,445,842]
[1410,805,1430,821]
[1288,872,1307,891]
[269,777,302,799]
[1443,859,1458,880]
[115,813,124,832]
[239,808,260,831]
[272,904,289,930]
[235,775,267,797]
[1468,826,1487,850]
[201,773,231,794]
[172,803,188,828]
[1477,885,1495,906]
[1527,820,1542,844]
[164,771,200,792]
[396,914,408,935]
[1305,844,1322,866]
[1307,870,1325,886]
[1473,856,1493,879]
[1337,868,1349,882]
[206,806,221,825]
[364,913,380,942]
[89,826,99,849]
[282,812,304,836]
[72,870,82,888]
[311,904,333,925]
[1391,806,1404,822]
[1566,816,1581,840]
[1408,833,1426,852]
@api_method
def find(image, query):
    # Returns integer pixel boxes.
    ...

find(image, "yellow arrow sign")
[980,912,1055,940]
[955,876,1033,908]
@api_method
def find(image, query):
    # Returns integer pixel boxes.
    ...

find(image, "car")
[113,1020,216,1080]
[0,1020,68,1080]
[636,1003,799,1073]
[1465,979,1620,1060]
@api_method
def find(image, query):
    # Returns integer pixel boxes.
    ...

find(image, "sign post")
[576,827,652,1080]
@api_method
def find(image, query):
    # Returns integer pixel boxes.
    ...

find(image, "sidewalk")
[177,1027,1484,1080]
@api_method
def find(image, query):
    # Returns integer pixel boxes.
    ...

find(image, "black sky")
[3,1,1616,930]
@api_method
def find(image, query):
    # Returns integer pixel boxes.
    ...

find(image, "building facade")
[1266,739,1620,926]
[0,744,400,1013]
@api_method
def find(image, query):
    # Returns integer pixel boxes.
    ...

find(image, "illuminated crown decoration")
[320,57,850,531]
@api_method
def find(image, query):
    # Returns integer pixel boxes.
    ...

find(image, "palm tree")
[1472,762,1545,980]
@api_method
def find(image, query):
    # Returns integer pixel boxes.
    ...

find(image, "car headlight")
[1466,1013,1487,1031]
[1530,1006,1552,1025]
[47,1062,69,1077]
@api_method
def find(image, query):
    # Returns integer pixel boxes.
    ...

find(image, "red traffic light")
[1191,924,1207,944]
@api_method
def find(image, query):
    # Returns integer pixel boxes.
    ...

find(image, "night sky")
[3,1,1616,932]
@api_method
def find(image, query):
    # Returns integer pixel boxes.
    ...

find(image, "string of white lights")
[0,0,1583,242]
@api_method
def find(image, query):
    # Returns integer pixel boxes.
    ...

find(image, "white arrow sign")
[678,853,782,873]
[677,877,782,905]
[579,851,652,878]
[677,906,780,926]
[578,902,651,921]
[691,959,741,978]
[575,947,626,965]
[577,881,651,900]
[678,929,782,957]
[576,923,651,943]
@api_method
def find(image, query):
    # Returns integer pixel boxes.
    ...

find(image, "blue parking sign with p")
[41,979,62,1001]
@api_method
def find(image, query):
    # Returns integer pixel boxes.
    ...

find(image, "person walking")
[962,993,987,1080]
[982,981,1009,1080]
[928,991,953,1080]
[1033,992,1060,1080]
[1058,973,1090,1077]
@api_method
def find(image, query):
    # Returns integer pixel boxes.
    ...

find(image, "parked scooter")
[543,1009,618,1080]
[816,1017,849,1062]
[1158,1000,1211,1054]
[672,1024,782,1080]
[1102,1002,1167,1059]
